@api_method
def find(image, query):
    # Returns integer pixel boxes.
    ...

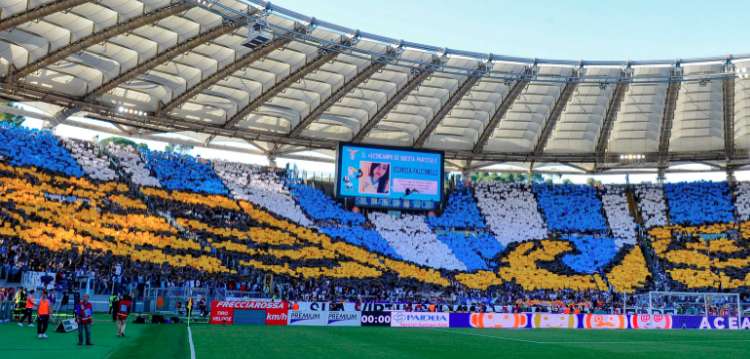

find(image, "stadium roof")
[1,0,749,174]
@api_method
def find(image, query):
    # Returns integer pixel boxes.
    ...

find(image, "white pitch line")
[188,325,196,359]
[433,329,546,344]
[543,339,750,345]
[436,329,750,345]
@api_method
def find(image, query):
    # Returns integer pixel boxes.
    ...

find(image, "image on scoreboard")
[357,161,391,194]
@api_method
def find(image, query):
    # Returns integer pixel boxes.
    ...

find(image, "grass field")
[190,325,750,359]
[3,318,750,359]
[0,315,187,359]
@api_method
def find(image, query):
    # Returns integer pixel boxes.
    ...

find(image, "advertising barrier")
[287,310,362,326]
[356,303,411,312]
[360,311,392,327]
[629,314,672,329]
[209,300,235,325]
[531,313,578,329]
[390,312,450,328]
[470,313,528,329]
[672,316,749,330]
[232,309,266,325]
[583,314,627,329]
[212,301,750,330]
[290,302,358,312]
[288,310,327,326]
[265,308,289,326]
[449,313,471,328]
[209,300,288,325]
[327,311,361,326]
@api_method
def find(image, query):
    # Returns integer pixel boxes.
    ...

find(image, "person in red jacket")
[116,294,133,337]
[76,294,93,346]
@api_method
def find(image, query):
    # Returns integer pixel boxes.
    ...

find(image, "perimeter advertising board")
[582,314,627,329]
[390,312,450,328]
[470,313,528,329]
[360,311,392,327]
[672,316,750,330]
[287,310,362,326]
[326,311,361,326]
[290,302,358,312]
[209,300,288,325]
[336,143,444,210]
[287,310,327,326]
[530,314,578,329]
[629,314,672,329]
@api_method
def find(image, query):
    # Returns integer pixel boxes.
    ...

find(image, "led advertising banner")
[209,300,288,325]
[326,311,361,326]
[629,314,673,329]
[287,310,328,326]
[582,314,627,329]
[336,143,444,210]
[530,314,578,329]
[470,313,528,329]
[360,311,392,327]
[390,312,450,328]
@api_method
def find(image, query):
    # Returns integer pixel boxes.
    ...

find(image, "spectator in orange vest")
[37,291,52,339]
[19,290,34,327]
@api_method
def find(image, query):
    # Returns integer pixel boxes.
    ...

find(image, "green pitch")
[3,319,750,359]
[191,325,750,359]
[0,315,187,359]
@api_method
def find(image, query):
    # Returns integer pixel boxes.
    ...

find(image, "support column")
[527,162,534,185]
[727,167,736,185]
[460,168,471,186]
[657,167,666,184]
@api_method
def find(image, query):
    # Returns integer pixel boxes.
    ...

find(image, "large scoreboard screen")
[335,143,444,210]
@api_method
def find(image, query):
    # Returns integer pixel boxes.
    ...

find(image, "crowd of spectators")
[474,183,548,244]
[601,186,638,247]
[663,181,734,225]
[288,182,364,225]
[1,125,750,307]
[435,232,503,271]
[368,212,466,270]
[105,143,161,187]
[213,161,312,226]
[62,138,118,181]
[0,124,83,177]
[634,184,668,228]
[426,182,485,229]
[317,225,400,258]
[533,183,608,233]
[285,182,398,257]
[561,235,618,274]
[141,149,228,195]
[737,182,750,221]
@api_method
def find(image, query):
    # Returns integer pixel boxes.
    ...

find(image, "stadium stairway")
[625,188,643,225]
[104,146,132,185]
[595,186,617,242]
